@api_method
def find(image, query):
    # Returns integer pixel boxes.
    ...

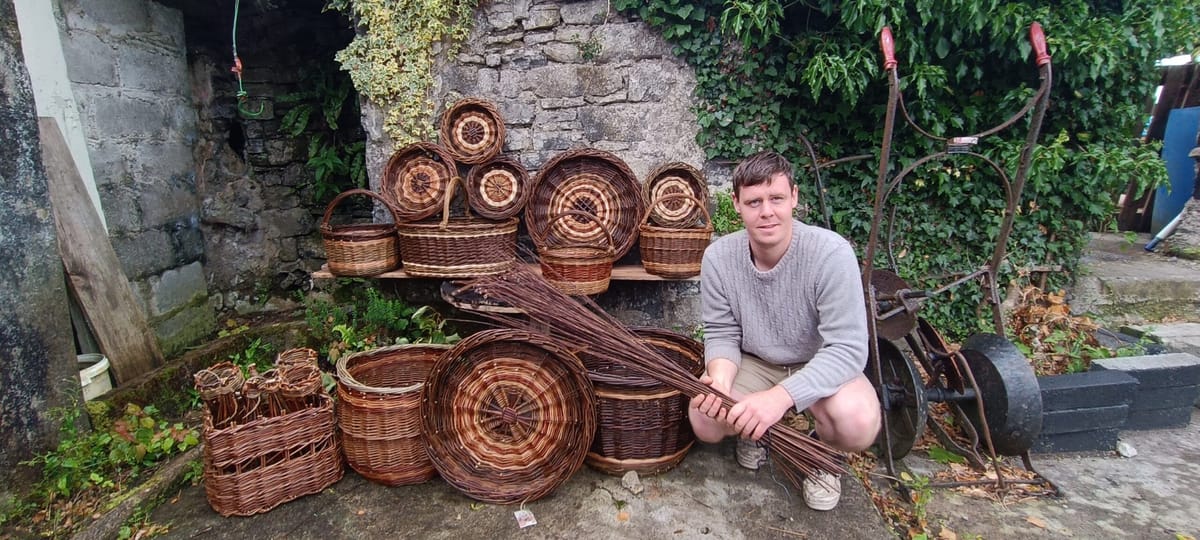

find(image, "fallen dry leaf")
[938,526,958,540]
[1026,516,1048,528]
[616,510,630,522]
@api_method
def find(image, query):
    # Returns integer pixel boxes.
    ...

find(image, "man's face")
[733,173,798,250]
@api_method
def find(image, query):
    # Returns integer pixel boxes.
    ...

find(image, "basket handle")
[439,175,471,229]
[321,188,402,231]
[544,210,615,254]
[642,192,712,229]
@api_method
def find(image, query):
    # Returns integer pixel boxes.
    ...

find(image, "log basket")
[420,329,596,504]
[396,175,519,278]
[537,210,616,296]
[320,189,402,277]
[585,327,704,475]
[638,193,713,279]
[336,344,449,486]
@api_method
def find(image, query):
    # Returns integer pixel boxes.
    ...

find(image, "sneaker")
[735,438,767,470]
[803,470,842,511]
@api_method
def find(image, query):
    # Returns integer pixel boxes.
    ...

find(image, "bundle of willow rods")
[460,265,845,489]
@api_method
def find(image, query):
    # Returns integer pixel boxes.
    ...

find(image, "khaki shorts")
[731,352,802,399]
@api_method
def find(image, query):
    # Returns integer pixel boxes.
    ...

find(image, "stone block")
[503,128,532,152]
[111,229,174,279]
[137,174,198,227]
[543,42,582,63]
[579,105,647,143]
[98,183,141,234]
[486,8,517,31]
[1037,370,1138,411]
[596,23,673,62]
[1129,385,1199,411]
[498,101,535,125]
[523,6,560,30]
[61,0,151,35]
[525,31,555,45]
[1040,404,1130,435]
[503,49,548,70]
[541,96,585,109]
[146,2,184,49]
[88,140,130,187]
[150,261,207,316]
[1031,427,1119,454]
[117,44,188,94]
[261,207,316,239]
[169,214,205,265]
[153,301,217,359]
[91,93,166,140]
[497,70,525,99]
[131,141,195,185]
[1123,406,1194,430]
[535,109,578,124]
[61,30,118,86]
[628,61,685,102]
[1093,353,1200,388]
[560,0,609,25]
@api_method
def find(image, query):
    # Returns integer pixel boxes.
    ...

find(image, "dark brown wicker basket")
[320,189,401,277]
[642,161,709,227]
[639,193,714,279]
[421,329,595,504]
[439,98,506,165]
[381,142,457,221]
[528,148,645,259]
[202,393,343,517]
[538,210,615,296]
[584,327,704,476]
[396,176,519,278]
[336,344,448,486]
[464,155,530,219]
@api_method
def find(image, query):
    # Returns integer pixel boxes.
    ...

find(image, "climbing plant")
[616,0,1199,338]
[325,0,478,144]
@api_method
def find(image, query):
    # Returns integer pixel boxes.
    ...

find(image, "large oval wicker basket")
[421,329,595,504]
[642,161,709,227]
[537,210,615,296]
[585,327,704,476]
[336,344,449,486]
[528,148,644,259]
[439,98,506,165]
[381,142,457,221]
[396,176,519,278]
[638,193,714,279]
[320,189,401,277]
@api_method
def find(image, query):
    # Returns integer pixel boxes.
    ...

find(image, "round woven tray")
[320,189,401,277]
[465,155,530,219]
[439,98,506,165]
[381,142,457,221]
[336,344,448,486]
[638,193,714,279]
[538,210,615,296]
[643,161,708,227]
[529,148,645,259]
[421,329,595,504]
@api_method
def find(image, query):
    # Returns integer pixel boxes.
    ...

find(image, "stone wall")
[0,0,80,492]
[359,0,718,329]
[56,0,214,357]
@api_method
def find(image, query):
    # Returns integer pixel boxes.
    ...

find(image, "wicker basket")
[585,327,704,476]
[320,189,401,277]
[439,98,505,165]
[528,148,645,259]
[642,162,709,227]
[464,155,530,219]
[336,344,448,486]
[639,193,713,279]
[202,393,343,516]
[538,210,615,296]
[421,329,595,504]
[396,176,519,278]
[381,142,457,221]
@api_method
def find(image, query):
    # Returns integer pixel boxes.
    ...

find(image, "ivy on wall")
[325,0,477,144]
[617,0,1199,338]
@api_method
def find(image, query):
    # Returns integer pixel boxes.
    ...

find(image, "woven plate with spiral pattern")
[643,161,708,228]
[439,98,505,165]
[528,148,645,259]
[380,142,457,221]
[465,155,530,219]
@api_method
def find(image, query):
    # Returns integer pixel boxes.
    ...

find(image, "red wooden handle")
[880,27,897,70]
[1030,22,1050,67]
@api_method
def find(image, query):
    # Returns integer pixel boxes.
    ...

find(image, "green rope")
[232,0,265,118]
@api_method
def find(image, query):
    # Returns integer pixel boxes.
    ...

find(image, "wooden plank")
[312,262,700,282]
[39,118,163,383]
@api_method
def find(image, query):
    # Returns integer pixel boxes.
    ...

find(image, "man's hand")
[725,385,793,441]
[688,359,740,442]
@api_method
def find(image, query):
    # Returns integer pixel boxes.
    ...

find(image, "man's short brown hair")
[732,151,794,197]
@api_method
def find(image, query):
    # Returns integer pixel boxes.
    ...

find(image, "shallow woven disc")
[452,112,497,154]
[649,176,700,224]
[381,143,456,221]
[530,149,643,258]
[421,331,595,504]
[547,174,619,245]
[479,168,520,208]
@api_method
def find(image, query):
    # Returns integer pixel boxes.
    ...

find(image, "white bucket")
[78,353,113,401]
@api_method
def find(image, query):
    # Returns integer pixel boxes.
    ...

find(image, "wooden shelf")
[311,263,698,282]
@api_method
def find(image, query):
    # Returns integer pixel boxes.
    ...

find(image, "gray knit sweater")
[700,219,868,412]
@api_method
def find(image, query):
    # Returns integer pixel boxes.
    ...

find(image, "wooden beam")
[39,118,164,383]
